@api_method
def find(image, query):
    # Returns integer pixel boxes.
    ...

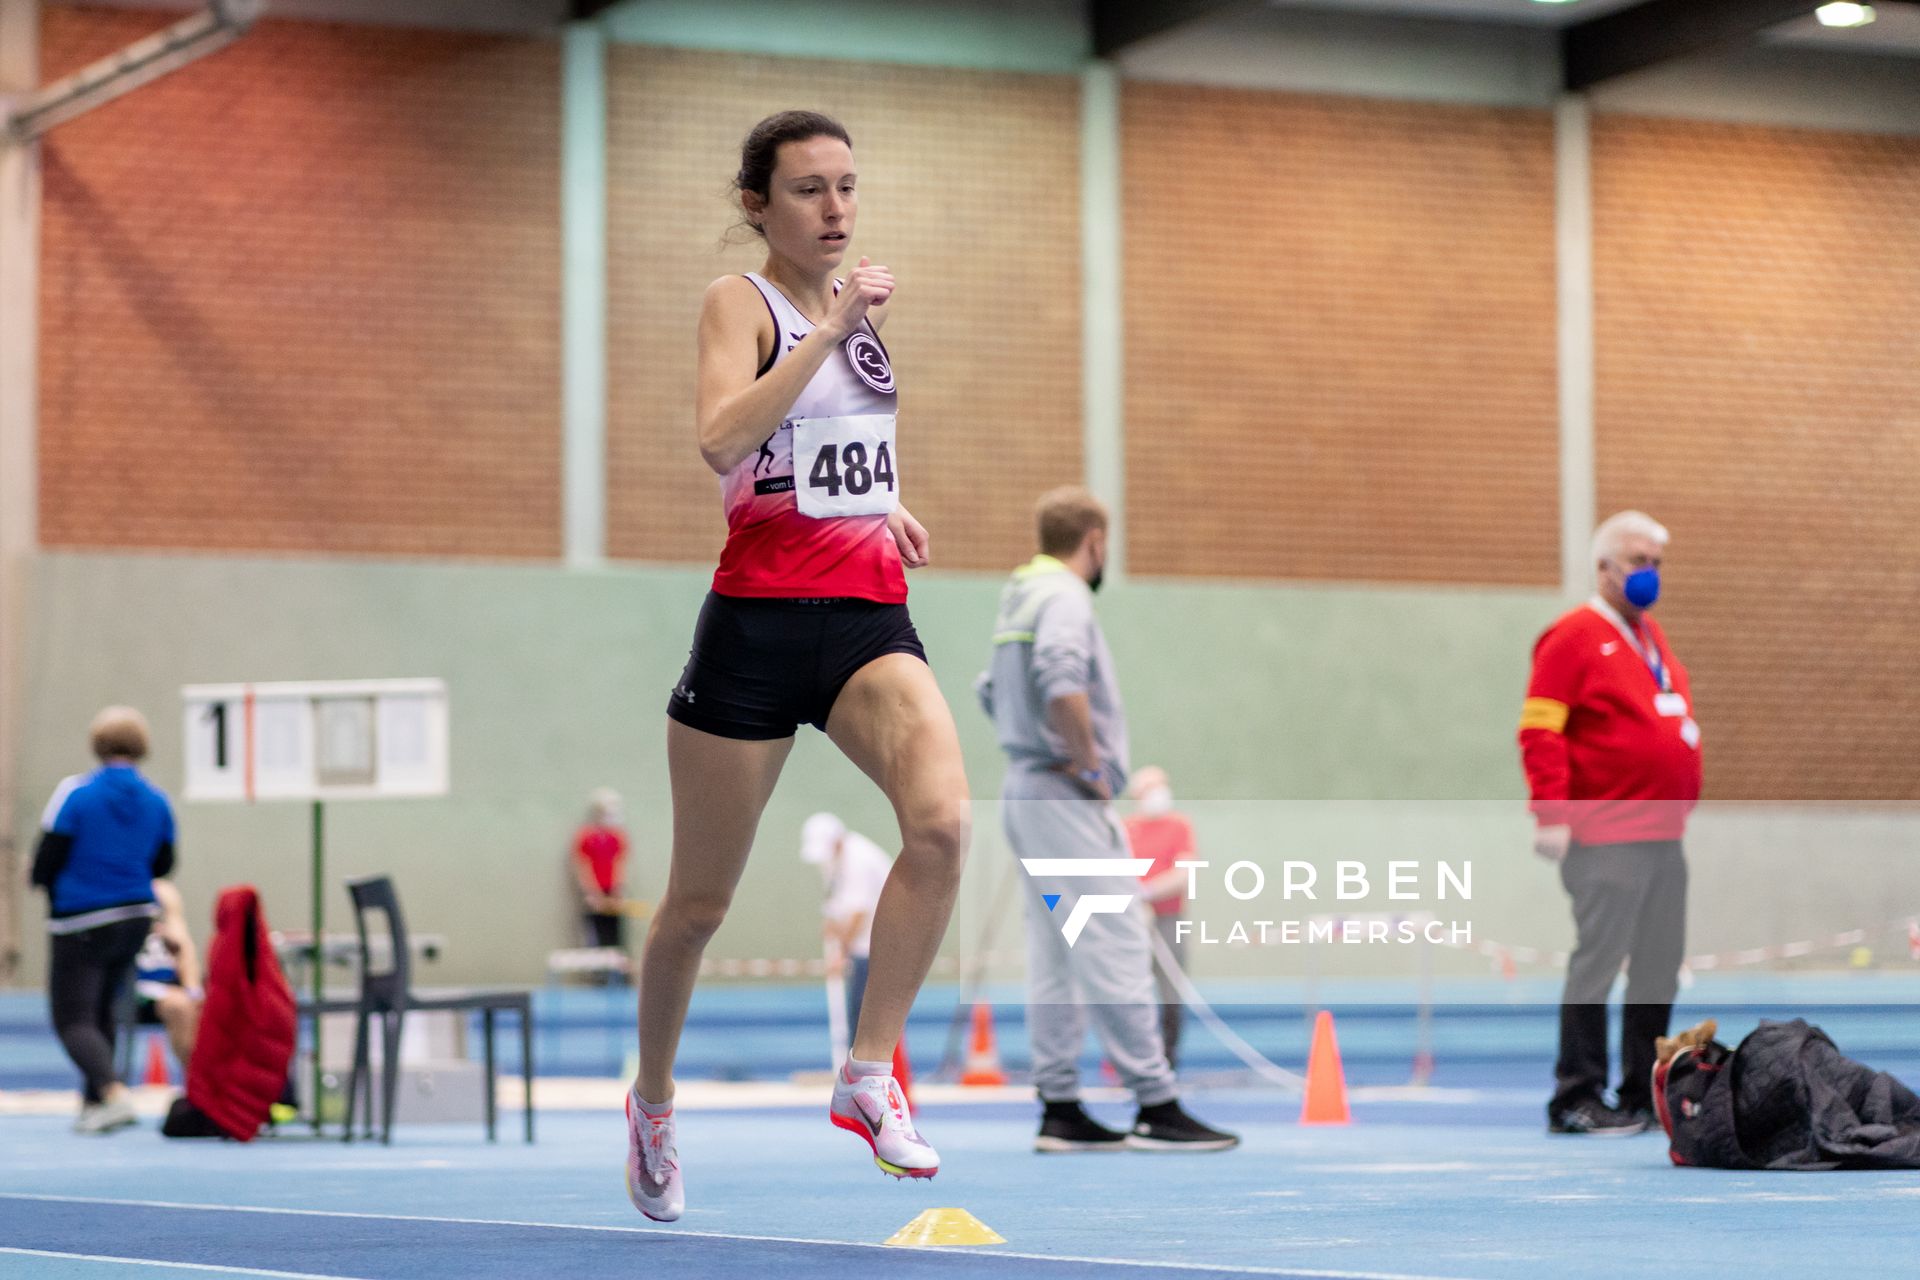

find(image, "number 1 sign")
[182,679,448,803]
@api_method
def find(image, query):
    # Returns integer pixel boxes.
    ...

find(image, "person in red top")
[1124,766,1196,1071]
[1518,510,1702,1136]
[572,788,629,950]
[627,111,968,1221]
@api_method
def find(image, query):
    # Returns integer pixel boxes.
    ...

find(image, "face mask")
[1623,566,1661,609]
[1137,785,1174,816]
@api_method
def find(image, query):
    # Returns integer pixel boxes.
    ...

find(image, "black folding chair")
[342,875,534,1144]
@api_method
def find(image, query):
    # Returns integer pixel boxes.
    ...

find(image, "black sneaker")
[1035,1100,1128,1153]
[1547,1099,1648,1136]
[1127,1100,1240,1151]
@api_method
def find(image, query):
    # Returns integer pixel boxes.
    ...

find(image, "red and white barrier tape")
[694,950,1026,980]
[1457,917,1919,979]
[585,916,1919,985]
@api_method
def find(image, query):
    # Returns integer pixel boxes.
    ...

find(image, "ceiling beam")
[566,0,625,21]
[3,0,262,142]
[1091,0,1246,59]
[1562,0,1820,92]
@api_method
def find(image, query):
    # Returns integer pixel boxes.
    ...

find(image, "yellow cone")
[884,1208,1005,1247]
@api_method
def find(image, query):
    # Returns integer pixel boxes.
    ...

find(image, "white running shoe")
[625,1087,684,1222]
[74,1092,137,1135]
[829,1067,939,1179]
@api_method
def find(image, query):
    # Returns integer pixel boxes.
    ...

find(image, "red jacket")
[1518,601,1702,844]
[186,886,296,1141]
[1124,813,1194,918]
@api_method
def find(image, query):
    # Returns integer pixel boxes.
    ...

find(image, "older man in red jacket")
[1519,510,1701,1136]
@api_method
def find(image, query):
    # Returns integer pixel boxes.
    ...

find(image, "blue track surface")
[5,1092,1920,1279]
[9,974,1919,1090]
[7,976,1920,1277]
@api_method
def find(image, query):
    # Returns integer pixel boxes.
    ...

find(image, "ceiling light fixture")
[1814,2,1876,26]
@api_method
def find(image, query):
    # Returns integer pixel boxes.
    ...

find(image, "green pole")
[311,799,324,1133]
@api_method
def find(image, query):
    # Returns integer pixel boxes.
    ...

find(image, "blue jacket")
[34,764,175,923]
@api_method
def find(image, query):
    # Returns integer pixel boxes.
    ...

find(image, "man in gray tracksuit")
[976,487,1238,1153]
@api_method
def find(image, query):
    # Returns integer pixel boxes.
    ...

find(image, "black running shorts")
[666,593,929,741]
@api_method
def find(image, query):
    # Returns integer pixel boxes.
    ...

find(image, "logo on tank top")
[844,331,894,395]
[752,421,795,495]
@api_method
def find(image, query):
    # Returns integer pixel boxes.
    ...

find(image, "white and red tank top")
[711,273,905,603]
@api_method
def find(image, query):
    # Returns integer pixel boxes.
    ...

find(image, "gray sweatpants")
[1001,768,1177,1107]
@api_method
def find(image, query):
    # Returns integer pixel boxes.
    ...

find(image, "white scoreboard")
[182,679,449,802]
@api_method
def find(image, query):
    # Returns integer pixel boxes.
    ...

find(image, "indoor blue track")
[6,1088,1920,1280]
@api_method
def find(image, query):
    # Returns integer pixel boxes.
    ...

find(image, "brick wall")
[33,11,1920,811]
[1594,115,1920,801]
[1121,84,1559,586]
[604,46,1083,572]
[38,9,562,558]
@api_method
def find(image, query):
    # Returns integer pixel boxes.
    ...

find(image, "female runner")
[625,110,971,1221]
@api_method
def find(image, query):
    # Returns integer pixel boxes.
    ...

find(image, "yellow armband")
[1518,697,1569,734]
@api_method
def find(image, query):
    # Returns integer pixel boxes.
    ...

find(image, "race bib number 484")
[792,414,898,519]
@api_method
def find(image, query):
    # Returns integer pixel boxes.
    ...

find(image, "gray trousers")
[1002,769,1177,1107]
[1152,913,1187,1071]
[1552,839,1688,1114]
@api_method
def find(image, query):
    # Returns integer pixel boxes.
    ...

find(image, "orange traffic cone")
[142,1034,171,1087]
[891,1038,914,1114]
[1299,1010,1350,1126]
[958,1003,1007,1086]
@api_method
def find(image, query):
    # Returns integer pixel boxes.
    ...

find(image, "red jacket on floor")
[1518,600,1703,845]
[185,886,296,1141]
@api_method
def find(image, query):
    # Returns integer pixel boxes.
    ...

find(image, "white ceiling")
[1768,2,1920,54]
[52,0,1920,57]
[1266,0,1920,52]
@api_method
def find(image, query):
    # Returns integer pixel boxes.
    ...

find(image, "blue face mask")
[1623,566,1661,609]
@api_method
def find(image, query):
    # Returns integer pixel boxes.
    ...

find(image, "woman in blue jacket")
[31,706,177,1135]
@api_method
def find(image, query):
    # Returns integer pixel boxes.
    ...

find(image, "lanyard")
[1588,599,1671,693]
[1636,623,1668,692]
